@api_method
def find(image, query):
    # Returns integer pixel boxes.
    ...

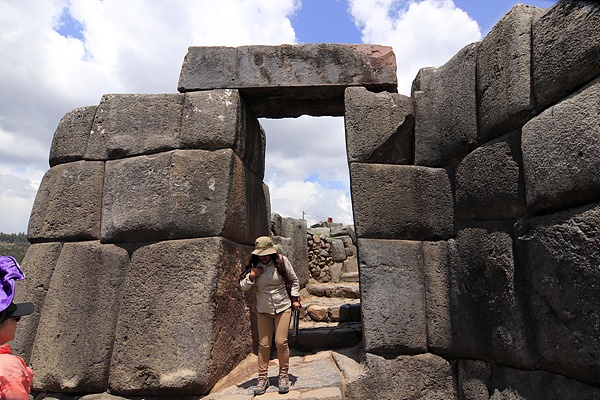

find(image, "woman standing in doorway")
[240,236,301,396]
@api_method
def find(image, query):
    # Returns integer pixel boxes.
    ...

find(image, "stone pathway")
[203,345,363,400]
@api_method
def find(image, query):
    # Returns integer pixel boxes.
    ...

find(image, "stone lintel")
[177,44,398,118]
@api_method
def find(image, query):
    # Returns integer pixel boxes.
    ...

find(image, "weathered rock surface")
[533,0,600,110]
[516,202,600,385]
[28,161,104,242]
[449,222,535,368]
[108,237,251,395]
[359,238,427,355]
[456,130,526,221]
[351,163,454,240]
[422,240,452,353]
[412,43,478,166]
[12,242,62,362]
[49,105,97,167]
[477,4,542,141]
[346,353,456,400]
[344,86,413,164]
[29,241,130,393]
[101,149,268,245]
[86,94,184,160]
[178,44,398,118]
[522,77,600,213]
[181,89,265,178]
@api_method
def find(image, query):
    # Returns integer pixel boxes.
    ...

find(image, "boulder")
[490,364,600,399]
[12,242,63,363]
[330,238,346,262]
[280,217,310,287]
[532,0,600,110]
[49,106,97,167]
[345,87,413,164]
[29,241,130,393]
[516,202,600,385]
[101,149,268,245]
[350,163,454,240]
[412,42,478,166]
[28,161,104,242]
[449,222,536,368]
[346,353,456,400]
[108,238,251,396]
[455,130,526,221]
[85,94,184,160]
[180,89,265,178]
[422,241,452,353]
[178,44,398,118]
[522,78,600,213]
[458,359,491,400]
[477,5,542,142]
[358,238,427,354]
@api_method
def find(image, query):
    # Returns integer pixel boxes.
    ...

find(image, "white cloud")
[348,0,482,94]
[261,116,351,226]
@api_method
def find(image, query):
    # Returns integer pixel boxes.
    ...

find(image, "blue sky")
[0,0,557,233]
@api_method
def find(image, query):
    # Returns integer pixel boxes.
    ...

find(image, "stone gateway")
[14,1,600,398]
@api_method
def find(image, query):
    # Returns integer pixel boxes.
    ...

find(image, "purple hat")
[0,256,25,312]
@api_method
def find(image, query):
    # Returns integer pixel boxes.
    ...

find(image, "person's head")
[0,256,33,344]
[0,302,33,344]
[252,236,277,264]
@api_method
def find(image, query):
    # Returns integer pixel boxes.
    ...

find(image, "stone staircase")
[291,278,362,351]
[202,276,364,399]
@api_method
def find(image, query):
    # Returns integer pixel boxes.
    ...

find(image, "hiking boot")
[254,375,269,395]
[278,373,289,394]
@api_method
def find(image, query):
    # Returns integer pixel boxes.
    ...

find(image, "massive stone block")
[490,364,600,400]
[85,94,184,160]
[101,149,268,245]
[458,359,491,400]
[28,161,104,242]
[351,163,454,240]
[516,202,600,385]
[423,241,451,353]
[344,87,413,164]
[12,242,62,363]
[449,223,536,369]
[49,105,97,167]
[277,216,310,288]
[477,4,542,142]
[181,89,265,178]
[412,42,478,166]
[456,130,526,221]
[522,78,600,213]
[108,237,251,396]
[346,353,456,400]
[533,0,600,110]
[29,241,130,393]
[359,238,427,355]
[178,44,398,118]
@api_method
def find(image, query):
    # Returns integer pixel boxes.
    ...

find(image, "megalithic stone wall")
[16,89,270,394]
[13,2,600,398]
[346,2,600,398]
[16,44,398,397]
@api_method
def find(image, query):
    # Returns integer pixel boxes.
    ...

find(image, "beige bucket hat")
[252,236,277,256]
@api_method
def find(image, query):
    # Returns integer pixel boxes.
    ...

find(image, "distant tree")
[0,232,30,264]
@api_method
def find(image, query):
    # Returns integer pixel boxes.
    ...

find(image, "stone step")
[290,321,362,351]
[299,297,361,323]
[340,271,359,282]
[304,282,360,299]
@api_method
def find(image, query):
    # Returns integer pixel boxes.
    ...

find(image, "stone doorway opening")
[259,115,361,351]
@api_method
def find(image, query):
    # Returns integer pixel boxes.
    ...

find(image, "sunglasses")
[11,316,21,322]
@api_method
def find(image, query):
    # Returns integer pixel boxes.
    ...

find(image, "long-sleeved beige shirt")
[240,255,300,315]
